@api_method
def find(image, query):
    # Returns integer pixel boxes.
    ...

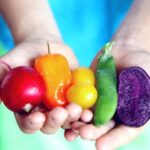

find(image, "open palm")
[0,39,82,134]
[65,44,150,150]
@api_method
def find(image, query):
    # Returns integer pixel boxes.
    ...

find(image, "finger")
[66,103,82,121]
[15,111,46,134]
[79,120,115,140]
[62,103,82,129]
[80,109,93,123]
[71,121,86,133]
[41,107,68,134]
[64,121,86,141]
[0,61,10,80]
[96,124,146,150]
[62,121,71,129]
[117,50,150,73]
[64,129,79,141]
[90,51,102,72]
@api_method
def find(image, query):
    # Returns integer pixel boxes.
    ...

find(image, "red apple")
[0,66,46,113]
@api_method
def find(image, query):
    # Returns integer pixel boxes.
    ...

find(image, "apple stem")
[0,61,11,71]
[47,42,50,54]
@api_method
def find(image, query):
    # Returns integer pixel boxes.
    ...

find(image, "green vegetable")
[94,41,118,126]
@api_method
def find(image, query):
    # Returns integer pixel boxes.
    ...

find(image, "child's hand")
[0,39,83,134]
[65,44,150,150]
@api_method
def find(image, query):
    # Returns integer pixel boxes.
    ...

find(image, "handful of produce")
[0,43,97,113]
[0,41,150,129]
[94,42,150,127]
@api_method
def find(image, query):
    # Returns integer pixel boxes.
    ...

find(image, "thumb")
[0,60,11,102]
[0,60,11,81]
[119,50,150,74]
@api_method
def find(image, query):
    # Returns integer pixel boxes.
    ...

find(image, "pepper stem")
[47,42,50,54]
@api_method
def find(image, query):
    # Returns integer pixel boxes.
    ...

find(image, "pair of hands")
[0,38,149,150]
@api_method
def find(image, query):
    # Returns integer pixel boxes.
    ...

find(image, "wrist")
[23,30,63,44]
[13,13,62,44]
[14,11,62,44]
[0,0,62,44]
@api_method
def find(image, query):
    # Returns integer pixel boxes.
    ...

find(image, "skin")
[65,0,150,150]
[0,0,150,150]
[0,0,82,135]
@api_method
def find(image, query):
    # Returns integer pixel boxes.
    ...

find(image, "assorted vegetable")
[67,83,97,109]
[0,66,45,113]
[34,44,72,109]
[117,67,150,127]
[71,67,95,85]
[94,42,118,126]
[1,41,150,128]
[67,67,97,109]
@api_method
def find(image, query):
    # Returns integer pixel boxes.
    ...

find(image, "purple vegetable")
[117,67,150,127]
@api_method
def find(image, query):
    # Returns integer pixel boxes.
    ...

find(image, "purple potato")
[117,67,150,127]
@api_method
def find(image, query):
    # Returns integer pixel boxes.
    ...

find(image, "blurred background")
[0,0,150,150]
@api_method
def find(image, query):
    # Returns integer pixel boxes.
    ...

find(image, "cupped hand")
[65,43,150,150]
[0,38,82,134]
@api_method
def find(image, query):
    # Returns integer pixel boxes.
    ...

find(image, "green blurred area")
[0,43,8,56]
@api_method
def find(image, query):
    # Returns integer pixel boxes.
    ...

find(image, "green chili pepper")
[94,41,118,126]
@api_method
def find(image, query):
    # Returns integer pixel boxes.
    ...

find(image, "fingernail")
[72,129,79,134]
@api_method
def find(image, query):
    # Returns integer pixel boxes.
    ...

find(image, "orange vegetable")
[34,44,72,109]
